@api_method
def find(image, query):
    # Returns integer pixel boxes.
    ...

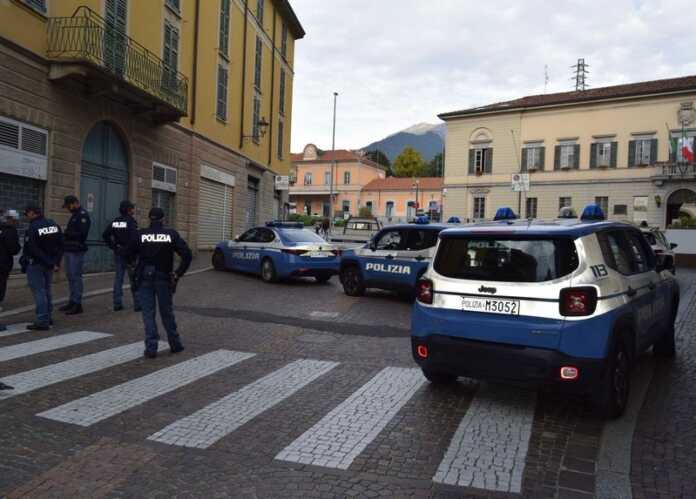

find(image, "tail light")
[560,366,579,380]
[559,287,597,316]
[416,345,429,359]
[416,279,434,304]
[282,249,308,256]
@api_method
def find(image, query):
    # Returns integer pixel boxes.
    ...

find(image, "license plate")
[307,251,332,258]
[461,296,520,315]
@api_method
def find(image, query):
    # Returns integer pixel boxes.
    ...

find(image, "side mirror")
[670,243,678,250]
[656,254,674,273]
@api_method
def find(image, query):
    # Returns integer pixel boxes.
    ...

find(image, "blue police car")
[339,218,450,298]
[212,222,340,283]
[412,205,679,418]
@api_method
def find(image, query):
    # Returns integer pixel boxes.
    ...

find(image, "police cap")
[119,200,135,214]
[148,207,165,221]
[63,195,79,208]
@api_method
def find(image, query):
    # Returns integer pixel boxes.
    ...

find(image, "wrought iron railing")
[47,6,188,115]
[661,162,696,177]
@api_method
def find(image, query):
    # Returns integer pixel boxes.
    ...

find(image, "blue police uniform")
[63,200,91,313]
[22,214,63,329]
[131,209,192,357]
[102,202,140,311]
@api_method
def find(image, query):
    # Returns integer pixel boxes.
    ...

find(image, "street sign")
[275,176,290,190]
[511,173,530,192]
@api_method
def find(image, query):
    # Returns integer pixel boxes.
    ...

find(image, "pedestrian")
[103,200,140,312]
[0,210,21,330]
[322,217,330,238]
[60,195,91,315]
[131,207,192,359]
[20,205,63,331]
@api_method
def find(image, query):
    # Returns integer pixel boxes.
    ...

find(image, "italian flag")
[675,137,695,162]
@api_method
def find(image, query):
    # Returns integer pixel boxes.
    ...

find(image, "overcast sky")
[288,0,696,152]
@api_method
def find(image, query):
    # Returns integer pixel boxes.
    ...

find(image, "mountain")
[363,123,446,162]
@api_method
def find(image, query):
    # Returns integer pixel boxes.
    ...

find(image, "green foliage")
[358,206,373,218]
[288,213,319,226]
[425,152,444,177]
[393,146,426,178]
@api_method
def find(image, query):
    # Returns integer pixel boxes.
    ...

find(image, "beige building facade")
[440,75,696,229]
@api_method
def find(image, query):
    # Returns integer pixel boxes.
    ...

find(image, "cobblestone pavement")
[0,267,693,498]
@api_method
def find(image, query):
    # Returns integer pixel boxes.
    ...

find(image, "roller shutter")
[198,178,233,249]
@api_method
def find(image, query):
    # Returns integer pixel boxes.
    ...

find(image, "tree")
[366,149,393,176]
[393,146,427,178]
[425,152,444,177]
[358,206,373,218]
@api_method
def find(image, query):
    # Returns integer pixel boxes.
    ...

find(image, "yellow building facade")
[0,0,303,270]
[440,76,696,229]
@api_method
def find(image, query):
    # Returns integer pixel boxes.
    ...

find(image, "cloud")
[289,0,696,151]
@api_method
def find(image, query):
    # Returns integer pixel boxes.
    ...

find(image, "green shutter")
[650,138,658,164]
[484,148,493,173]
[219,0,230,55]
[628,140,636,167]
[590,143,597,168]
[538,147,545,171]
[573,145,580,169]
[610,141,618,168]
[554,145,561,170]
[670,138,677,162]
[468,149,475,174]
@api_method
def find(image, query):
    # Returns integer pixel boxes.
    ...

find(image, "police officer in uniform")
[103,200,140,312]
[61,195,91,315]
[0,210,21,330]
[21,205,63,331]
[131,207,192,358]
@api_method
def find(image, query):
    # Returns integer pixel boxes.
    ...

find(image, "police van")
[212,222,340,283]
[339,218,450,298]
[411,205,679,418]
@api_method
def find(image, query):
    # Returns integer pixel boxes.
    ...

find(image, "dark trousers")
[0,269,8,304]
[27,264,53,326]
[113,255,140,308]
[64,252,85,304]
[138,278,182,353]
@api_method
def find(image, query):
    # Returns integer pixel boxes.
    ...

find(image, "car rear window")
[434,237,579,282]
[279,229,326,243]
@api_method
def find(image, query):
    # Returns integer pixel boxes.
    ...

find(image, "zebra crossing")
[0,329,538,493]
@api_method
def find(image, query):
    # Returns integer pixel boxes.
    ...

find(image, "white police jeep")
[411,205,679,418]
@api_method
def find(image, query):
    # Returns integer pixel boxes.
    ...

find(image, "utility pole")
[571,58,589,91]
[329,92,338,233]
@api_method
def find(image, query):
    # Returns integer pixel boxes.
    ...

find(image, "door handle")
[385,254,394,260]
[415,255,425,261]
[626,287,637,298]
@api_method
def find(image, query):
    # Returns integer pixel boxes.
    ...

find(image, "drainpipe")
[190,0,200,125]
[239,0,249,149]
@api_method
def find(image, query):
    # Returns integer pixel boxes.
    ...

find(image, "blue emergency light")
[447,216,461,224]
[414,215,430,224]
[266,221,304,229]
[580,204,606,221]
[493,207,518,221]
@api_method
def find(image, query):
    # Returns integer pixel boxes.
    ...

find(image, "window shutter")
[573,144,580,169]
[650,138,658,164]
[521,149,528,172]
[610,141,618,168]
[590,143,597,168]
[628,140,636,167]
[171,27,179,73]
[484,148,493,173]
[554,145,561,170]
[538,147,545,171]
[468,149,475,174]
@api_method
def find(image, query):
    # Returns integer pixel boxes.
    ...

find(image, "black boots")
[58,301,75,312]
[65,304,83,315]
[27,323,50,331]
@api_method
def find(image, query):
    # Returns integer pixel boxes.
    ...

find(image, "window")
[256,0,264,24]
[324,171,331,185]
[281,23,288,58]
[219,0,231,56]
[525,197,538,219]
[277,119,284,160]
[633,139,654,166]
[23,0,47,14]
[165,0,180,12]
[598,230,653,275]
[152,162,177,192]
[385,201,394,217]
[342,200,350,213]
[404,229,440,251]
[254,36,263,89]
[633,196,648,223]
[216,65,228,120]
[163,21,180,91]
[365,201,373,213]
[376,230,403,251]
[468,147,492,174]
[473,197,485,219]
[596,142,612,167]
[279,229,325,244]
[558,144,576,169]
[239,228,259,242]
[322,202,330,217]
[434,237,579,283]
[256,228,275,243]
[252,94,261,142]
[614,204,628,216]
[303,172,312,185]
[523,145,544,171]
[279,70,286,115]
[344,171,351,184]
[559,197,572,210]
[595,196,609,215]
[152,190,176,227]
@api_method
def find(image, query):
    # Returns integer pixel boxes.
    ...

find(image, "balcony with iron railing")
[46,6,188,121]
[652,161,696,182]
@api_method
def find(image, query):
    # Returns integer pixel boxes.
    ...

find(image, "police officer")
[61,195,91,315]
[21,205,63,331]
[131,207,192,358]
[0,210,21,330]
[103,200,140,312]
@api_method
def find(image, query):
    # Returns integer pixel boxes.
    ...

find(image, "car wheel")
[596,336,631,419]
[421,368,457,385]
[315,273,332,284]
[654,305,677,358]
[261,258,278,283]
[340,266,365,296]
[212,250,226,271]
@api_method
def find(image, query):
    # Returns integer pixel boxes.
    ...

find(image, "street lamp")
[412,178,420,220]
[329,92,338,233]
[241,117,270,142]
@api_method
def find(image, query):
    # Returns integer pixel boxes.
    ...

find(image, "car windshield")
[434,236,579,282]
[279,229,326,244]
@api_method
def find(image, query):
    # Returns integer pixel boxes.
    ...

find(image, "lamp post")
[412,178,420,220]
[329,92,338,233]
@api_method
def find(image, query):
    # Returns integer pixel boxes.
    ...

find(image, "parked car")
[411,205,679,419]
[212,222,340,283]
[331,216,382,243]
[641,226,677,274]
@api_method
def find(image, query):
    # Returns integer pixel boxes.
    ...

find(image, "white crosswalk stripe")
[0,331,110,363]
[275,367,425,469]
[0,342,168,400]
[0,323,31,339]
[148,359,338,449]
[433,385,536,493]
[37,350,255,427]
